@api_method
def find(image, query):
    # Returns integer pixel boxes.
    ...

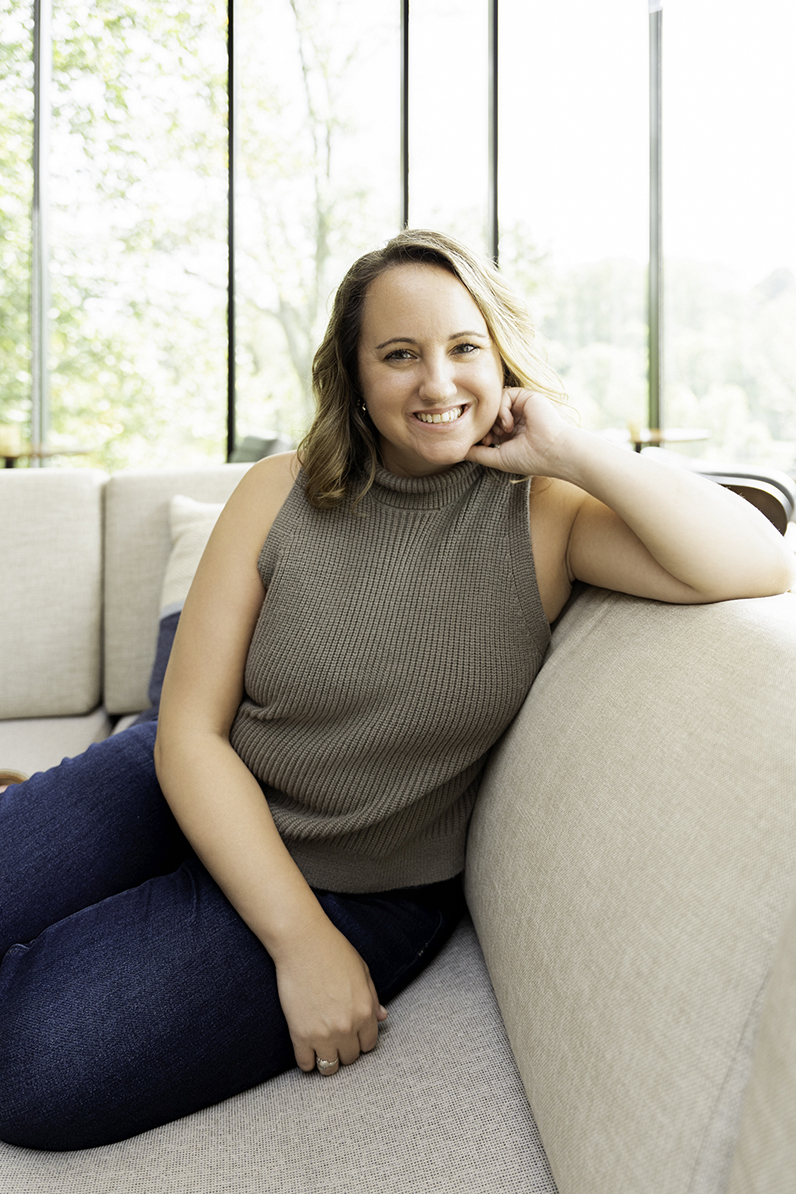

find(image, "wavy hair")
[298,228,566,508]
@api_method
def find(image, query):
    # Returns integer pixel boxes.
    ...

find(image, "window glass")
[48,0,228,470]
[0,0,34,454]
[664,0,796,470]
[235,0,401,446]
[499,0,649,435]
[407,0,490,254]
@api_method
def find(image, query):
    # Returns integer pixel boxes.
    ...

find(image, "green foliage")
[1,0,229,469]
[0,0,33,432]
[665,261,796,467]
[4,1,794,474]
[234,0,400,442]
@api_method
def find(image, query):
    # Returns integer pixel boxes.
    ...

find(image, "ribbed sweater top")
[229,460,551,893]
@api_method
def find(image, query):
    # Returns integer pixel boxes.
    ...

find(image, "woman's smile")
[357,263,504,478]
[414,403,467,425]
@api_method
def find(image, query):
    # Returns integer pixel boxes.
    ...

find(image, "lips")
[414,405,465,424]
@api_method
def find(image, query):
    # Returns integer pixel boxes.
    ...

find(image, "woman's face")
[357,263,505,477]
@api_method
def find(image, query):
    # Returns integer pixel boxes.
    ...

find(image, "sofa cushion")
[0,469,106,719]
[160,495,224,615]
[467,586,796,1194]
[0,917,557,1193]
[0,708,113,778]
[131,496,225,724]
[103,466,250,714]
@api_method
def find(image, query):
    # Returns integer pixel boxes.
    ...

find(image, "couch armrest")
[727,881,796,1194]
[467,586,796,1194]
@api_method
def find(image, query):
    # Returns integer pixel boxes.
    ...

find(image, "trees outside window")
[2,0,794,476]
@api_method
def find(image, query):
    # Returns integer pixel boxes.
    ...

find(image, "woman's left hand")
[466,386,795,606]
[465,388,574,478]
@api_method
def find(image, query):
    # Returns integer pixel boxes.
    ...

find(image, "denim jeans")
[0,721,465,1150]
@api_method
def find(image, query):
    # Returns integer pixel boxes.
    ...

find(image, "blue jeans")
[0,722,465,1150]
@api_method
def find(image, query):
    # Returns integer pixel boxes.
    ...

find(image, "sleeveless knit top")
[229,461,551,893]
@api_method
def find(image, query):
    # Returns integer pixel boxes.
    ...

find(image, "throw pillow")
[132,495,224,724]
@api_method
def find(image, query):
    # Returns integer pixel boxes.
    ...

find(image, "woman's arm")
[467,389,796,617]
[154,454,386,1075]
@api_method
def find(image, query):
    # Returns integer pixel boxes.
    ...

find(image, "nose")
[419,355,457,403]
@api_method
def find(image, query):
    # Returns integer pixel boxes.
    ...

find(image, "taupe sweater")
[229,461,551,892]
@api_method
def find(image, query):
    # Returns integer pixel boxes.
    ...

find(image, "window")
[234,0,401,446]
[663,0,796,468]
[3,0,795,476]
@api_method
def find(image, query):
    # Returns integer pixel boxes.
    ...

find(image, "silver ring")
[316,1056,338,1071]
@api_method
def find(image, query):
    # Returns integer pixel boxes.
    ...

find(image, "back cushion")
[0,468,106,718]
[103,464,251,714]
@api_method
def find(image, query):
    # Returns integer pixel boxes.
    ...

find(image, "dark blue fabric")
[0,722,465,1150]
[132,609,181,725]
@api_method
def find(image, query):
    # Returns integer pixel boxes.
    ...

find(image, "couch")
[1,462,795,1194]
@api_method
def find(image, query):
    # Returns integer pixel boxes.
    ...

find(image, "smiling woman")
[301,228,566,507]
[1,228,793,1153]
[357,265,504,477]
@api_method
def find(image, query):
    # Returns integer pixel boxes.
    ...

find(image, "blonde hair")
[298,228,565,508]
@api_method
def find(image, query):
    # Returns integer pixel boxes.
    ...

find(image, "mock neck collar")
[368,461,481,509]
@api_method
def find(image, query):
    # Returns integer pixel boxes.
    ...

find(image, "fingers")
[295,1010,386,1077]
[478,388,517,449]
[496,389,516,436]
[306,998,387,1076]
[313,1030,359,1076]
[277,926,386,1079]
[294,1042,318,1073]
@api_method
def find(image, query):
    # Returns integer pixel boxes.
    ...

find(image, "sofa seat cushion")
[0,708,113,779]
[0,917,556,1194]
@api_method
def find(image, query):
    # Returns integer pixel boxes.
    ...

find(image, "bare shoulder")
[228,450,299,521]
[528,476,589,623]
[214,450,300,551]
[160,451,301,733]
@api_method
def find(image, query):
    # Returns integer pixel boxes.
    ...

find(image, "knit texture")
[229,461,550,892]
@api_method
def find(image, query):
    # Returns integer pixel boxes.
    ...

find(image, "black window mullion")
[227,0,237,461]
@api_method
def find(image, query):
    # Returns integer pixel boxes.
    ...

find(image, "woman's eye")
[453,343,479,356]
[385,348,414,361]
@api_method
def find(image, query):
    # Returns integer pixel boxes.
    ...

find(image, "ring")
[316,1056,338,1072]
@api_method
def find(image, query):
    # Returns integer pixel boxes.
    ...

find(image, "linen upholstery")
[727,885,796,1194]
[0,469,106,719]
[0,709,112,778]
[160,495,224,614]
[0,918,557,1194]
[466,586,796,1194]
[103,465,250,713]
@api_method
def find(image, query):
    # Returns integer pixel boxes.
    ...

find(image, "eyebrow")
[374,331,489,350]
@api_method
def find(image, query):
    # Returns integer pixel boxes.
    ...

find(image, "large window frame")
[23,0,668,465]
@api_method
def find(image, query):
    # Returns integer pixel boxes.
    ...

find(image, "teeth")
[417,406,464,424]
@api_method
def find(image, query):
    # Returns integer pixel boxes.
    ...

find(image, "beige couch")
[1,463,795,1194]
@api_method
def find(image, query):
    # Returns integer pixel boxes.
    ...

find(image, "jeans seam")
[381,908,447,992]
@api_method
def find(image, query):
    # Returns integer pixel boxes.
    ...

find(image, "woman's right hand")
[273,916,388,1075]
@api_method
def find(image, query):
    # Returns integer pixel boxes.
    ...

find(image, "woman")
[1,230,793,1150]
